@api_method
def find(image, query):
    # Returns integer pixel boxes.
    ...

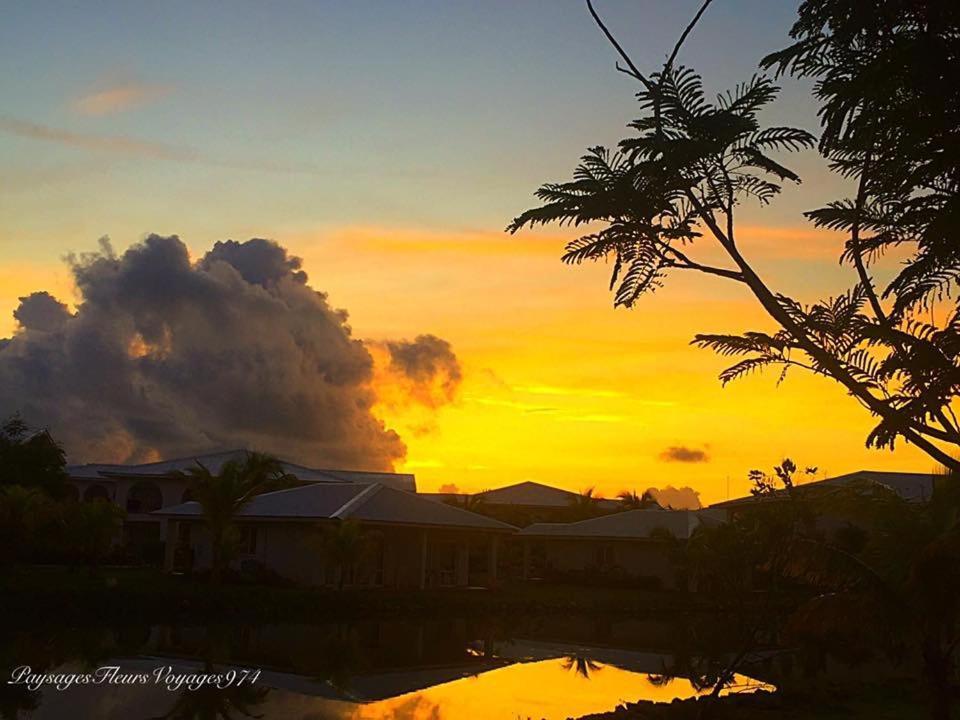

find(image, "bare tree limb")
[586,0,654,90]
[664,0,716,74]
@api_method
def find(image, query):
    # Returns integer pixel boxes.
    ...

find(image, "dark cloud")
[646,485,702,510]
[383,335,462,408]
[0,235,460,468]
[659,445,710,463]
[13,292,72,332]
[437,483,460,494]
[200,238,307,287]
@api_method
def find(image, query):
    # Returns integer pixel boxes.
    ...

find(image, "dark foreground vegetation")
[509,0,960,716]
[0,566,704,625]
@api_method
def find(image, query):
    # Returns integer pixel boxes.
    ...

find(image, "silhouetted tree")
[0,486,52,565]
[175,452,297,584]
[567,486,604,521]
[562,654,603,679]
[748,459,818,497]
[781,469,960,720]
[0,414,67,498]
[61,499,125,570]
[618,489,659,510]
[444,493,487,513]
[508,0,960,472]
[314,519,378,590]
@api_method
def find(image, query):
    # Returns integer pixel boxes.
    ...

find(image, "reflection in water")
[343,659,767,720]
[562,655,603,679]
[151,661,270,720]
[1,620,773,720]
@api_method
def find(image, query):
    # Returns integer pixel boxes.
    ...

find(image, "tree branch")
[586,0,654,90]
[664,0,716,74]
[686,190,960,472]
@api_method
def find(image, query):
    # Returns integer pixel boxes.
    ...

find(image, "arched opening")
[181,488,195,503]
[83,484,110,503]
[126,481,163,513]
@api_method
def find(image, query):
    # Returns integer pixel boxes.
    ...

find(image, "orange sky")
[286,223,932,505]
[0,219,937,505]
[0,1,939,506]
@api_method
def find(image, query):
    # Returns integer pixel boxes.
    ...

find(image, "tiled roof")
[518,508,719,540]
[156,482,516,531]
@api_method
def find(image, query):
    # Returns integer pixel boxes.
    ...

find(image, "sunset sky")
[0,1,935,504]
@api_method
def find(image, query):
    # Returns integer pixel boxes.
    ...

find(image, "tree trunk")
[210,530,223,585]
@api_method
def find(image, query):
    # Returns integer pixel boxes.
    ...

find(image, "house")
[63,449,416,562]
[516,508,724,589]
[709,469,937,517]
[423,480,621,527]
[155,481,516,588]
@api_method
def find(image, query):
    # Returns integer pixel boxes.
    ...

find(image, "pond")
[1,617,772,719]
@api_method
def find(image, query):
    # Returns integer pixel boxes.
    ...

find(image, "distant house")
[156,482,515,589]
[709,469,936,516]
[517,508,724,589]
[64,449,416,562]
[423,481,621,527]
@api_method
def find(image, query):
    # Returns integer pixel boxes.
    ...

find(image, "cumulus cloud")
[659,445,710,463]
[13,292,72,332]
[646,485,702,510]
[384,335,462,408]
[0,235,461,468]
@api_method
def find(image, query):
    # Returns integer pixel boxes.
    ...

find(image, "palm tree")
[444,493,487,513]
[568,487,603,521]
[176,452,297,584]
[618,489,659,510]
[562,654,603,679]
[317,519,374,590]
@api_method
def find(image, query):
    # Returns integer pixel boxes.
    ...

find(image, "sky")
[0,1,936,504]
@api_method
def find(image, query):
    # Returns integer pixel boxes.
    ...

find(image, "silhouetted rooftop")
[156,482,515,531]
[519,508,723,540]
[709,469,936,508]
[422,481,619,509]
[66,448,416,492]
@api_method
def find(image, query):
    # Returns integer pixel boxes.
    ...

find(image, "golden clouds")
[71,82,173,116]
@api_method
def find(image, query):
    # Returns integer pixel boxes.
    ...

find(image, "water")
[0,618,772,719]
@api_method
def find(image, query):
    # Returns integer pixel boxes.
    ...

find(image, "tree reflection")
[561,654,603,680]
[152,661,269,720]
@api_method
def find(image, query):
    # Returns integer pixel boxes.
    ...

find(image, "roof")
[472,481,619,509]
[710,469,936,509]
[66,449,416,492]
[518,508,721,540]
[156,482,516,532]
